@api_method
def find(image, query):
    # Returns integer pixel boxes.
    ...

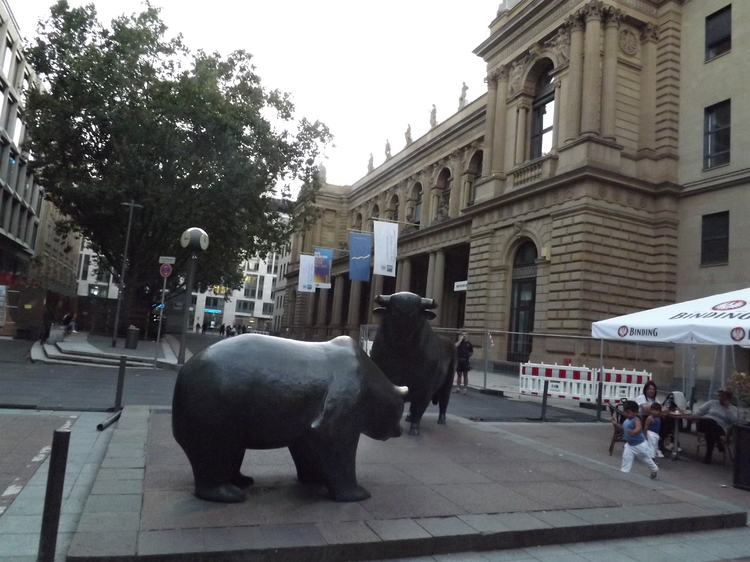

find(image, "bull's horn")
[375,294,391,306]
[395,385,409,396]
[420,297,437,309]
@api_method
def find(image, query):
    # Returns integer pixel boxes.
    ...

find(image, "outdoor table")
[663,411,703,461]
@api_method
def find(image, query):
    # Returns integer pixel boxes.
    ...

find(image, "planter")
[734,422,750,491]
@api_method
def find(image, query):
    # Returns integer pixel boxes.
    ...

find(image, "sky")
[11,0,501,187]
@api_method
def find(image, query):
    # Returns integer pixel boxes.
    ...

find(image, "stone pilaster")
[316,287,329,328]
[491,66,509,175]
[481,72,499,177]
[638,23,659,153]
[551,78,562,153]
[564,14,584,142]
[601,7,622,140]
[581,2,603,136]
[448,150,464,218]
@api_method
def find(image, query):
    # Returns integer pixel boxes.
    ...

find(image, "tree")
[24,1,331,309]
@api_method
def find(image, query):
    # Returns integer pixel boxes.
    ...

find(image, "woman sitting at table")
[696,387,739,464]
[636,381,659,415]
[636,380,676,453]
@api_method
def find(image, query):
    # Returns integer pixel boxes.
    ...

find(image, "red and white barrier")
[519,363,651,403]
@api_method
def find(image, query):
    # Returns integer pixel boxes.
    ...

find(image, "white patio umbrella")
[591,287,750,346]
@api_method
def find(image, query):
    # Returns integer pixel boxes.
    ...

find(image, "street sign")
[159,256,176,264]
[160,263,173,278]
[454,280,468,291]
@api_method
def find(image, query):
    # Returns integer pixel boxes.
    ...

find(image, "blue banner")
[349,232,372,282]
[313,248,333,289]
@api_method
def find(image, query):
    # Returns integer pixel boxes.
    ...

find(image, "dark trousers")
[696,418,726,461]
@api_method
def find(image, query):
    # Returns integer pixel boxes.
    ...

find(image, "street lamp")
[112,200,143,347]
[178,227,209,364]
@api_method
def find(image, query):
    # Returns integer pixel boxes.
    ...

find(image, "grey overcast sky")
[11,1,501,187]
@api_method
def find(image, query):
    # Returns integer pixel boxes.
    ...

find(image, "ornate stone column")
[347,280,362,329]
[433,250,446,325]
[331,274,344,330]
[491,66,509,175]
[481,73,499,177]
[564,14,584,143]
[581,3,603,136]
[551,78,562,153]
[601,7,622,140]
[316,287,329,329]
[638,24,659,153]
[426,252,436,299]
[368,275,384,323]
[514,104,529,164]
[400,258,412,292]
[448,150,464,218]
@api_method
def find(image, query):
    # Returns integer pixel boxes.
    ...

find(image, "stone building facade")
[284,0,749,381]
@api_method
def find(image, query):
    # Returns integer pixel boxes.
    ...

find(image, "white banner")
[298,255,316,292]
[373,220,397,277]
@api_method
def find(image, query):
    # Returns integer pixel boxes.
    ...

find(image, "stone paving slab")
[65,407,747,562]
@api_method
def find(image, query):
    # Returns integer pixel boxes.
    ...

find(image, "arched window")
[530,64,554,160]
[412,184,423,226]
[508,240,538,363]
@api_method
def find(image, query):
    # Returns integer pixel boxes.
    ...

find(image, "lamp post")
[112,201,143,347]
[178,228,209,364]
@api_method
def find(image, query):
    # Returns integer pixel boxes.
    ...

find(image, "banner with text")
[348,232,372,282]
[313,248,333,289]
[373,220,397,277]
[298,255,315,292]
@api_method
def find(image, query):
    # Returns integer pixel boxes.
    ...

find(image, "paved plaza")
[0,334,749,561]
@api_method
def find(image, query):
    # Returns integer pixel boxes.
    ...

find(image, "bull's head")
[373,292,437,321]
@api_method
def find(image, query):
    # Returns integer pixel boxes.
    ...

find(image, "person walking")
[611,400,658,479]
[454,331,473,395]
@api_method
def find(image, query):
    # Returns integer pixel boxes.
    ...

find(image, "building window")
[205,296,221,308]
[704,100,730,169]
[530,65,555,160]
[701,211,729,265]
[236,300,253,313]
[80,254,90,280]
[244,275,258,299]
[262,302,273,315]
[1,37,12,79]
[706,5,731,61]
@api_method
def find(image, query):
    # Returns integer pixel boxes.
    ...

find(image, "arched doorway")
[507,240,537,363]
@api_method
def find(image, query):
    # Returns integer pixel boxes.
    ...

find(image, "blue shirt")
[623,417,645,446]
[647,417,661,435]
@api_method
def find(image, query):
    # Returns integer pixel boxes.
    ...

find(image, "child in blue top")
[611,400,658,479]
[643,402,663,459]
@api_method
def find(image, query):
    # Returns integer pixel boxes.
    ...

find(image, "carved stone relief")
[619,28,639,55]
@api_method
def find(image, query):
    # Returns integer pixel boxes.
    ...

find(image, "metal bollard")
[37,429,70,562]
[540,380,549,422]
[114,355,126,411]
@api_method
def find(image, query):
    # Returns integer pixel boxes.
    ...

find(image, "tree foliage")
[25,1,331,302]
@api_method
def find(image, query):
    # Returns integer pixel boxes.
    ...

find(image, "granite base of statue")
[172,334,407,503]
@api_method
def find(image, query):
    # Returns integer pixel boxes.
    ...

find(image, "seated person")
[695,387,739,464]
[636,381,659,415]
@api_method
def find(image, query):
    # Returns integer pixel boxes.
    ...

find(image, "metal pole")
[112,201,138,347]
[154,275,167,367]
[178,253,197,364]
[483,329,489,390]
[114,356,126,410]
[540,379,549,422]
[596,339,604,422]
[37,429,70,562]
